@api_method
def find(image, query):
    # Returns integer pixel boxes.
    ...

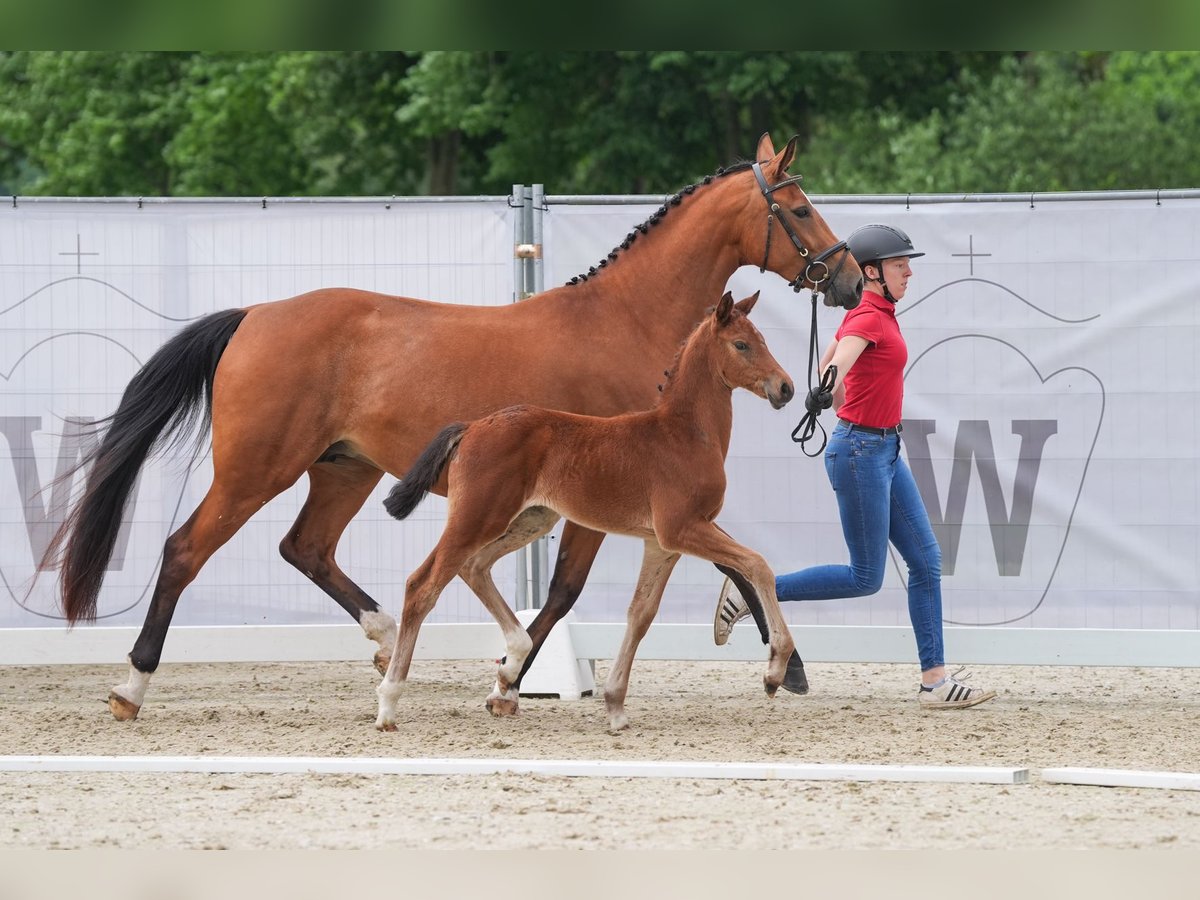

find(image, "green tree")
[0,51,191,195]
[8,51,1194,199]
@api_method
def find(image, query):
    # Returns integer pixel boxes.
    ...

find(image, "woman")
[713,223,994,710]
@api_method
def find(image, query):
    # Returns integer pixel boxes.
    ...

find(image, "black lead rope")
[790,289,837,457]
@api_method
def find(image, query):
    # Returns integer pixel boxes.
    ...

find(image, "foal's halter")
[752,161,850,457]
[752,161,850,296]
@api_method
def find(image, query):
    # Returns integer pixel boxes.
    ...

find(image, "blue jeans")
[776,421,944,671]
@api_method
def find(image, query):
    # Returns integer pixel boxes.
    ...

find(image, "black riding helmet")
[846,223,924,303]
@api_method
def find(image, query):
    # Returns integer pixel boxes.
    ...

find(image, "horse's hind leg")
[112,480,287,721]
[514,522,606,690]
[454,506,561,717]
[604,541,679,733]
[279,457,393,672]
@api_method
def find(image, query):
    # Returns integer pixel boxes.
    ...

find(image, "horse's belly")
[529,490,654,541]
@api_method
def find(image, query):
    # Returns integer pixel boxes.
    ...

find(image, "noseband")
[752,161,850,296]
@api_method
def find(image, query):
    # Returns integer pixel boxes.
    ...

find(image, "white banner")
[2,194,1196,640]
[0,199,515,628]
[545,196,1200,632]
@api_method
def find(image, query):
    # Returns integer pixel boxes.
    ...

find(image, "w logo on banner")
[0,415,136,570]
[903,419,1057,577]
[900,334,1104,625]
[0,331,191,623]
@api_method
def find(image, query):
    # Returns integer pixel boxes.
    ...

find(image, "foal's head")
[708,291,794,409]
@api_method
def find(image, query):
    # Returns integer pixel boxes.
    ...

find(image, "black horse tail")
[43,308,249,625]
[384,423,468,521]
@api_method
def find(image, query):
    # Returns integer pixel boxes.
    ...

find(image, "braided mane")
[566,161,754,286]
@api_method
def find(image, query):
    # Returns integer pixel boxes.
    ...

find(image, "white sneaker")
[918,667,996,710]
[713,576,751,646]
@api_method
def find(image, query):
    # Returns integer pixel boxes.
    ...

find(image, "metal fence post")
[530,185,550,608]
[511,184,531,611]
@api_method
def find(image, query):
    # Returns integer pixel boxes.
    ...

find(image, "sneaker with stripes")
[918,667,996,710]
[712,576,751,646]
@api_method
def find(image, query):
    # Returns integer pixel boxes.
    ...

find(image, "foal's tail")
[42,308,249,625]
[384,422,468,521]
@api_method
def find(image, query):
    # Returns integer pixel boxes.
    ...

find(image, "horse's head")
[712,291,794,409]
[734,133,864,311]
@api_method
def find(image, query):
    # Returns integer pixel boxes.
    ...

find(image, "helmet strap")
[865,261,897,304]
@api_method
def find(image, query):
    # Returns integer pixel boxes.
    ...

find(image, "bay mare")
[45,133,862,721]
[378,292,795,731]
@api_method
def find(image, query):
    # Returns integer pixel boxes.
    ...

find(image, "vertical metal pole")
[530,184,550,608]
[511,184,530,611]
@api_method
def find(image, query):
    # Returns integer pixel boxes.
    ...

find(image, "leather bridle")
[752,161,851,299]
[751,161,854,456]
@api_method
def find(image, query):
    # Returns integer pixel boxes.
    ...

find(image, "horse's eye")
[790,207,810,219]
[734,340,749,352]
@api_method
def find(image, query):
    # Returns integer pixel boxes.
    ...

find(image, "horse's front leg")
[604,541,679,733]
[456,506,561,717]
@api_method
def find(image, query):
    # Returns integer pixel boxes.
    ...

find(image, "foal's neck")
[656,326,734,450]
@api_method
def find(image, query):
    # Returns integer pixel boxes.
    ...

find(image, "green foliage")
[1,51,1197,198]
[803,52,1200,193]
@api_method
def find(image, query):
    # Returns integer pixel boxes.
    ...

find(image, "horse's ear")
[716,291,735,324]
[735,290,760,316]
[776,135,799,174]
[756,132,776,163]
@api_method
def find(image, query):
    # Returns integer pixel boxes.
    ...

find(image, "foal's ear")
[756,132,776,163]
[735,290,760,316]
[715,291,735,324]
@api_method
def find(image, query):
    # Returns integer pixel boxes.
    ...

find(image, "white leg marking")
[375,678,404,730]
[360,609,398,649]
[497,625,533,685]
[110,659,152,708]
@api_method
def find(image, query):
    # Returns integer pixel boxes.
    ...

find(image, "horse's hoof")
[763,677,780,699]
[372,650,391,677]
[607,715,629,734]
[485,695,520,717]
[108,691,141,721]
[375,720,397,732]
[782,651,809,696]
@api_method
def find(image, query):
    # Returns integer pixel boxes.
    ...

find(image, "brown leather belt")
[839,419,903,436]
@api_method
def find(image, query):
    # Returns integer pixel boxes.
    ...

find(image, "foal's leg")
[454,506,561,717]
[375,548,463,731]
[715,559,808,696]
[279,457,395,672]
[111,477,292,720]
[603,541,680,733]
[376,498,520,730]
[513,522,606,689]
[661,521,795,696]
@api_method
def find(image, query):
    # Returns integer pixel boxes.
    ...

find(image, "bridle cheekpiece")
[752,161,850,301]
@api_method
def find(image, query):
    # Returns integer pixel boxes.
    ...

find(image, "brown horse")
[44,133,862,721]
[377,291,794,731]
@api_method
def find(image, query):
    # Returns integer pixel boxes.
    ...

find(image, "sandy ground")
[2,657,1200,850]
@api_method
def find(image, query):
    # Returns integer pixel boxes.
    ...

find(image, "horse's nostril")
[780,381,794,401]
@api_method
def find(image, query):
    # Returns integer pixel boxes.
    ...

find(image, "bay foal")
[377,291,795,732]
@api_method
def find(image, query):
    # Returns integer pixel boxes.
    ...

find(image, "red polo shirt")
[834,289,907,429]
